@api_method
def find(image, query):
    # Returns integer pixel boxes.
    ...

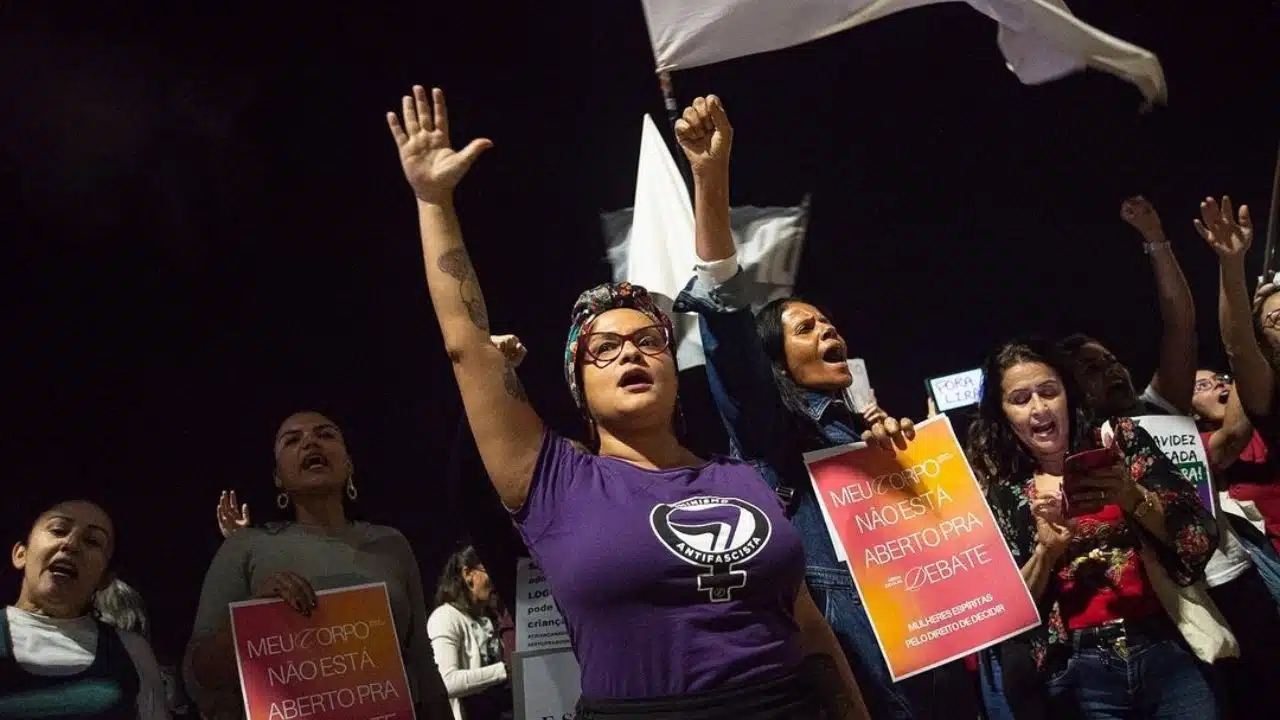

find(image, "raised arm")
[676,95,734,263]
[387,86,543,510]
[1122,196,1196,413]
[670,97,787,458]
[1196,196,1273,416]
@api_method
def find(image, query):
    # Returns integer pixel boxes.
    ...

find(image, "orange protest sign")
[230,582,416,720]
[805,415,1040,680]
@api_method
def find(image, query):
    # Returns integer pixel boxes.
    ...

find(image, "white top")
[426,603,507,720]
[1204,517,1254,587]
[1138,386,1252,587]
[4,606,170,720]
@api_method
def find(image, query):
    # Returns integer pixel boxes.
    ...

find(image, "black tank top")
[0,610,139,719]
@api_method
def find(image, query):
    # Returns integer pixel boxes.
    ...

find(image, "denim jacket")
[674,269,861,579]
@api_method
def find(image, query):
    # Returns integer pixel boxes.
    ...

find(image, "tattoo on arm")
[436,248,490,331]
[805,653,854,717]
[503,359,529,404]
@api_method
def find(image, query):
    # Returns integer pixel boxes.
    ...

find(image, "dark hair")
[94,578,149,639]
[965,337,1095,491]
[1057,333,1099,360]
[434,546,490,620]
[755,296,841,444]
[268,409,362,526]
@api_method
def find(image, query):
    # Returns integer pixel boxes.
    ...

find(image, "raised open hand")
[674,95,732,177]
[1121,196,1164,241]
[1194,195,1253,258]
[387,86,492,205]
[491,334,527,368]
[217,490,250,538]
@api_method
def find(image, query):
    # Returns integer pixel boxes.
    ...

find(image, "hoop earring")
[346,474,358,501]
[276,492,290,509]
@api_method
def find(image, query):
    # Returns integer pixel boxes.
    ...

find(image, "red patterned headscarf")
[563,282,674,414]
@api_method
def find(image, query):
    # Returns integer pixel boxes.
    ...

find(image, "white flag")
[606,116,807,368]
[640,0,1165,104]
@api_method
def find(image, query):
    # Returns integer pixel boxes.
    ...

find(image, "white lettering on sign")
[929,369,984,413]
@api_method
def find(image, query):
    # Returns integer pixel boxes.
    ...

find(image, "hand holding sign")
[255,571,317,616]
[861,416,916,452]
[387,86,493,205]
[674,95,732,178]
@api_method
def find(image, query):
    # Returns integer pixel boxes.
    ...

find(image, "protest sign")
[805,415,1040,680]
[511,648,581,720]
[1104,415,1215,514]
[229,582,414,720]
[516,558,571,653]
[926,368,983,413]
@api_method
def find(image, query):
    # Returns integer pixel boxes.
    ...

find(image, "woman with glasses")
[1199,196,1280,559]
[386,84,866,719]
[1194,195,1280,718]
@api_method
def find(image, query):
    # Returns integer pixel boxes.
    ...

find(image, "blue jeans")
[806,567,916,720]
[1047,633,1216,719]
[978,650,1016,720]
[1237,530,1280,606]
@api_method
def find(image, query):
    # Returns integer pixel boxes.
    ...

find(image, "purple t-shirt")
[515,431,807,699]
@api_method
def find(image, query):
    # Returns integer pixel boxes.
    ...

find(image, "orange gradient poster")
[804,415,1039,680]
[229,582,416,720]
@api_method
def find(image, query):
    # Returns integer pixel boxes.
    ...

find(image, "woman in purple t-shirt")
[386,85,867,719]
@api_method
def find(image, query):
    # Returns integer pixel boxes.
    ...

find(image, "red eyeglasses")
[580,325,671,367]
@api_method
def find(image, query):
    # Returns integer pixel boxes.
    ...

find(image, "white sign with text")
[515,558,572,653]
[928,369,984,412]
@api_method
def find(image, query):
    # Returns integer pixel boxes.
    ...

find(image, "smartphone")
[1062,447,1120,517]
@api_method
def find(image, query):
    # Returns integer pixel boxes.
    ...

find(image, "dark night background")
[1,1,1276,663]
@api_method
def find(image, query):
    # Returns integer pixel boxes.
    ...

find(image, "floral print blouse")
[985,417,1218,671]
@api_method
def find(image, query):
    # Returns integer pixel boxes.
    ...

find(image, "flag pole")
[1260,138,1280,286]
[658,71,696,197]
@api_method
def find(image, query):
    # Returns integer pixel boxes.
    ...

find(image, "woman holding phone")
[966,337,1218,720]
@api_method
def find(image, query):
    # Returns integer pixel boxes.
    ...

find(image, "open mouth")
[47,558,79,581]
[820,343,848,364]
[301,452,330,471]
[618,368,654,391]
[1029,417,1057,441]
[1217,390,1230,404]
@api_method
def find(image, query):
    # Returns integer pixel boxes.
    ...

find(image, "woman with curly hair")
[966,337,1218,719]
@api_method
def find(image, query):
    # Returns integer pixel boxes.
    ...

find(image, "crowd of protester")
[4,85,1278,720]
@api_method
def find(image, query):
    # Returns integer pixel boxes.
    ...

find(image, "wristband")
[1143,240,1170,256]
